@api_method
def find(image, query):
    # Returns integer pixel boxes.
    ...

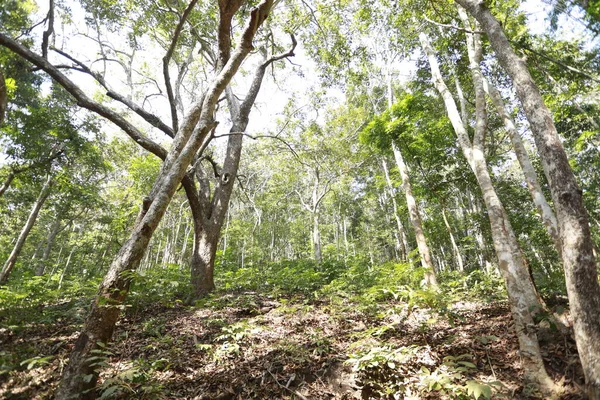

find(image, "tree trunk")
[54,4,273,396]
[441,206,465,272]
[35,217,62,276]
[0,170,16,197]
[190,223,217,299]
[483,78,561,253]
[0,67,6,125]
[381,159,409,261]
[420,30,553,392]
[391,142,437,286]
[312,210,322,264]
[0,175,53,285]
[30,237,46,264]
[188,112,244,298]
[58,245,76,290]
[455,2,600,396]
[187,33,294,298]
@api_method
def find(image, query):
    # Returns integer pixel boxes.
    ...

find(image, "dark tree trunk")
[0,170,15,197]
[0,67,6,125]
[187,36,295,299]
[190,225,218,298]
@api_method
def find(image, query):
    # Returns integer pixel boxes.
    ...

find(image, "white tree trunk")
[441,206,465,272]
[313,210,322,264]
[482,79,561,252]
[35,217,62,276]
[391,143,437,286]
[381,159,409,261]
[420,29,552,391]
[455,2,600,396]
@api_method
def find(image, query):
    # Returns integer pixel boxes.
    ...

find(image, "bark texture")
[420,29,553,391]
[188,36,295,299]
[455,1,600,396]
[0,175,53,284]
[35,218,62,276]
[441,206,464,272]
[381,159,409,261]
[0,170,15,197]
[0,67,6,125]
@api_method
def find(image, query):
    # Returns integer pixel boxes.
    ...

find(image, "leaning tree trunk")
[0,170,15,197]
[455,2,600,397]
[392,142,437,286]
[441,206,465,272]
[420,29,553,393]
[0,175,53,285]
[54,4,273,398]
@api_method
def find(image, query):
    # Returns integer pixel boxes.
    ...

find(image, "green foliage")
[96,360,164,399]
[347,343,497,399]
[0,272,100,325]
[320,261,426,301]
[217,259,330,294]
[360,91,454,161]
[128,264,190,308]
[19,355,54,370]
[439,270,507,302]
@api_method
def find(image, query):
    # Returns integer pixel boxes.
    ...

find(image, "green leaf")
[99,385,121,399]
[465,380,492,399]
[457,361,477,369]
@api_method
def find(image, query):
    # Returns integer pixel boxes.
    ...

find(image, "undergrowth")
[1,259,513,399]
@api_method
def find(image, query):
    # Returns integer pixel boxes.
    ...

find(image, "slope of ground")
[0,289,586,399]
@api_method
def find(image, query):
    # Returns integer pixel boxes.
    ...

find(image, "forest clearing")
[1,0,600,398]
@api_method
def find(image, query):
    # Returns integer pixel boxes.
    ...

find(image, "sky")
[1,0,595,168]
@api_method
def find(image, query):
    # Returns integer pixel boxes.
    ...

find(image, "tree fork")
[53,1,274,397]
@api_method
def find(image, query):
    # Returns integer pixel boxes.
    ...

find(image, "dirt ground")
[0,291,587,399]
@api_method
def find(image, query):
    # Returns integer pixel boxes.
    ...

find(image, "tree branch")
[238,34,296,117]
[41,0,54,58]
[515,41,600,84]
[50,47,175,138]
[423,15,484,34]
[163,0,200,132]
[0,33,168,160]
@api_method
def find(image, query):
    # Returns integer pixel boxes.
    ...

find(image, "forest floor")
[0,290,587,399]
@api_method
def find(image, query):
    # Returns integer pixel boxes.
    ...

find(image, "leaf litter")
[0,291,586,399]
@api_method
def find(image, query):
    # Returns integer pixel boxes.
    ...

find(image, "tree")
[0,175,53,284]
[188,35,296,299]
[0,0,276,396]
[455,1,600,397]
[361,93,446,285]
[419,24,553,391]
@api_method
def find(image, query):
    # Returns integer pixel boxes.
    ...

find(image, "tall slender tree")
[420,26,553,391]
[455,1,600,396]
